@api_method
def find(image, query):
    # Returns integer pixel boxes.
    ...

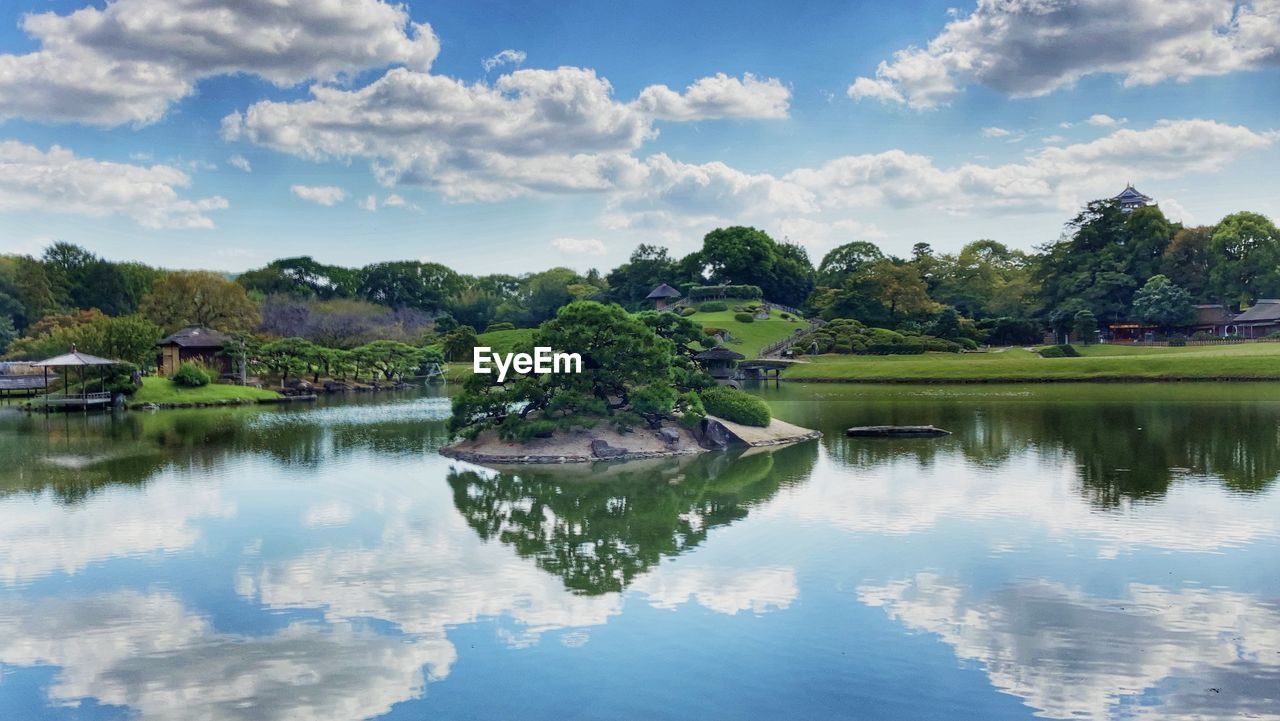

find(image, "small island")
[441,300,820,465]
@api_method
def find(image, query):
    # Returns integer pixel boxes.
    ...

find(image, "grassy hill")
[680,306,808,358]
[782,343,1280,382]
[130,377,283,405]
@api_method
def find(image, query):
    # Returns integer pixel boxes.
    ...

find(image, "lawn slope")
[131,377,283,405]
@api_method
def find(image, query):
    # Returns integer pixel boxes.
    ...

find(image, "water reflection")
[1,386,1279,720]
[447,443,818,594]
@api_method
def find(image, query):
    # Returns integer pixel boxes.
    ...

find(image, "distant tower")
[1113,184,1155,213]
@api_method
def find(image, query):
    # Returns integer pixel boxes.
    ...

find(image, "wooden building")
[645,283,682,310]
[1114,184,1155,213]
[157,325,231,376]
[1230,300,1280,338]
[694,346,745,380]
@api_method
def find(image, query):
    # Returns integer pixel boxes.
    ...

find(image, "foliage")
[733,312,755,323]
[1072,310,1098,344]
[604,244,679,307]
[140,271,260,332]
[688,285,763,301]
[700,386,770,427]
[2,311,160,367]
[1131,274,1196,330]
[236,256,359,299]
[352,340,423,380]
[172,361,212,387]
[1208,212,1280,306]
[432,313,458,334]
[450,301,710,439]
[699,301,728,312]
[679,306,697,316]
[442,325,479,362]
[932,307,961,340]
[1039,344,1081,358]
[484,322,515,332]
[357,261,464,312]
[258,337,317,385]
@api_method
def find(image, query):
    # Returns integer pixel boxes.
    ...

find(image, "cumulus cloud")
[1086,113,1126,126]
[290,184,347,206]
[0,0,440,125]
[0,140,228,229]
[635,73,791,120]
[226,154,252,173]
[551,237,607,256]
[482,49,527,72]
[849,0,1280,108]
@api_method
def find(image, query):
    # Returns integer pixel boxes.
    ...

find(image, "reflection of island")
[448,442,818,594]
[859,573,1280,720]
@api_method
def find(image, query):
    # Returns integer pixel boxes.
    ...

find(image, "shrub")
[1167,333,1187,347]
[780,313,791,320]
[484,321,515,332]
[733,312,755,323]
[700,386,770,427]
[922,338,962,353]
[1190,330,1219,341]
[1039,344,1080,358]
[957,337,979,351]
[699,301,728,312]
[789,345,807,356]
[172,361,211,387]
[679,306,697,317]
[702,326,728,337]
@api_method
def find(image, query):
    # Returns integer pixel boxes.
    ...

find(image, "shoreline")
[780,375,1280,384]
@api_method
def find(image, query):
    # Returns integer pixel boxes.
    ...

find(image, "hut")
[1191,304,1236,337]
[646,283,682,310]
[157,325,231,376]
[694,346,745,380]
[1230,300,1280,338]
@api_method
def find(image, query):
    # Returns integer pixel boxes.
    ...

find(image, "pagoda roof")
[645,283,682,299]
[157,325,230,348]
[1113,185,1153,204]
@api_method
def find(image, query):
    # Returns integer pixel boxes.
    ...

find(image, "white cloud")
[981,127,1012,137]
[0,140,229,229]
[635,73,791,120]
[551,237,607,256]
[227,154,252,173]
[359,194,378,212]
[1040,134,1066,144]
[0,0,440,126]
[482,49,527,72]
[849,0,1280,108]
[382,194,407,208]
[1086,113,1127,126]
[290,184,347,206]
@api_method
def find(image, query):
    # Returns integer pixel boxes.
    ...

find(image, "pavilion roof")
[1113,185,1153,204]
[645,283,682,299]
[158,325,229,348]
[30,349,122,367]
[1233,299,1280,323]
[694,346,746,361]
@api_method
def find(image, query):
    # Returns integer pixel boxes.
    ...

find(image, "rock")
[590,439,628,458]
[323,380,351,393]
[693,418,732,449]
[658,428,681,445]
[286,379,313,392]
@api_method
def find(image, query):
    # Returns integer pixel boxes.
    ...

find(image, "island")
[441,300,820,465]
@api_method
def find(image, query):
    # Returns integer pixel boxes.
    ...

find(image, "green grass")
[130,377,283,405]
[683,308,807,357]
[782,343,1280,382]
[475,328,536,355]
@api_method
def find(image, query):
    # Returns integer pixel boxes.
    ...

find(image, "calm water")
[1,384,1279,720]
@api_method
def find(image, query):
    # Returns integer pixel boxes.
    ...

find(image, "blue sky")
[0,0,1277,274]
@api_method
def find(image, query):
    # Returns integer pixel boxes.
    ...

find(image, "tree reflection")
[448,442,818,595]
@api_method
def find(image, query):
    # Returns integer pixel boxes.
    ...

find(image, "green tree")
[1208,211,1280,306]
[865,259,937,322]
[258,337,317,386]
[140,271,261,332]
[0,316,15,355]
[1072,309,1098,344]
[932,307,962,340]
[1160,226,1213,300]
[1131,275,1195,331]
[605,244,680,307]
[353,340,422,381]
[442,325,479,362]
[816,241,884,284]
[358,261,463,312]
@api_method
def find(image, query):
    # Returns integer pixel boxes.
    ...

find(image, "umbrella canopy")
[31,349,122,367]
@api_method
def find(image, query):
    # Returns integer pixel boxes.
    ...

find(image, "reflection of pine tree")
[448,443,818,595]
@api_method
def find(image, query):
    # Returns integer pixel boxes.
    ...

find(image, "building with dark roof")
[1229,300,1280,338]
[645,283,682,310]
[694,345,745,379]
[1193,304,1236,337]
[157,325,231,376]
[1113,184,1155,212]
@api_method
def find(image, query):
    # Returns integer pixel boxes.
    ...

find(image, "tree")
[763,242,815,307]
[1208,211,1280,306]
[442,325,479,362]
[258,337,317,386]
[817,241,884,284]
[353,340,422,381]
[73,315,163,367]
[450,301,706,439]
[237,256,359,299]
[865,259,936,322]
[932,307,962,340]
[0,316,15,355]
[139,271,260,332]
[605,244,679,307]
[357,261,463,312]
[1072,310,1098,344]
[1131,275,1195,331]
[1161,226,1213,300]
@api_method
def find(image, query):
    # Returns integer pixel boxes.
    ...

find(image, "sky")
[0,0,1277,275]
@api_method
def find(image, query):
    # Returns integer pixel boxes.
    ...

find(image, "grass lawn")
[130,377,283,405]
[782,343,1280,382]
[682,308,808,357]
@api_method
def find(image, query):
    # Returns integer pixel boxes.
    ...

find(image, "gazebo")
[694,345,746,380]
[31,347,123,411]
[646,283,682,310]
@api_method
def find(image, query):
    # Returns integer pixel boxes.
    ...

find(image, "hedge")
[1039,344,1081,358]
[700,386,771,427]
[688,285,763,301]
[699,301,728,312]
[733,312,755,323]
[172,361,211,387]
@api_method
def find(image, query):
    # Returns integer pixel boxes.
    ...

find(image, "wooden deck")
[37,392,113,411]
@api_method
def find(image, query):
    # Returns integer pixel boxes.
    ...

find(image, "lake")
[1,384,1279,720]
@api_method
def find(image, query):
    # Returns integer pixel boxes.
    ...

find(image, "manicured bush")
[733,312,755,323]
[700,386,770,427]
[702,326,728,337]
[688,285,763,301]
[1167,333,1187,347]
[1038,344,1080,358]
[780,313,792,320]
[699,301,728,312]
[172,361,211,387]
[957,337,979,351]
[679,306,698,317]
[1190,331,1219,341]
[484,321,515,332]
[922,337,962,353]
